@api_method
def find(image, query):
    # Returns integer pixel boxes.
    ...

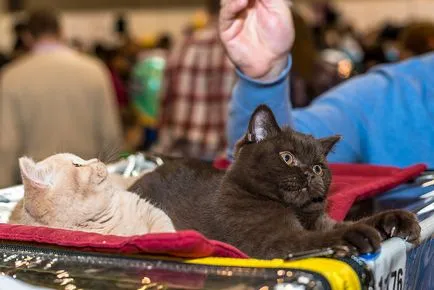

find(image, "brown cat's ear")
[247,105,281,143]
[319,135,342,155]
[19,157,53,192]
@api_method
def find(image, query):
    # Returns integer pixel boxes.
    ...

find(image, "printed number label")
[378,268,404,290]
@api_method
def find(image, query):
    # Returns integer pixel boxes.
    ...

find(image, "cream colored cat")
[9,153,175,235]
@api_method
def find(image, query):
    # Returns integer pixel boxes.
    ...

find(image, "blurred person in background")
[290,8,358,107]
[95,45,130,110]
[363,45,387,71]
[310,49,355,98]
[0,53,8,70]
[360,22,434,71]
[376,24,403,63]
[0,10,122,188]
[290,9,318,108]
[221,0,434,168]
[11,20,33,60]
[119,107,144,158]
[309,2,364,69]
[154,0,236,160]
[310,0,341,49]
[157,34,173,52]
[130,34,173,151]
[115,13,129,44]
[399,21,434,60]
[337,25,364,69]
[70,38,86,53]
[120,39,140,82]
[360,24,403,72]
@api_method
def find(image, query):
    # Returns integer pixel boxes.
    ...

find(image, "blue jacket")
[227,54,434,168]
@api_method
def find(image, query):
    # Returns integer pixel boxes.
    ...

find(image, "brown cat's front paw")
[365,210,421,245]
[340,224,382,255]
[330,245,353,258]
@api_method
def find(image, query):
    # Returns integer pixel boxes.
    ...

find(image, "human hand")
[219,0,294,81]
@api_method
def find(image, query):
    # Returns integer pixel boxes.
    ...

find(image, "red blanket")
[327,163,426,221]
[0,162,425,259]
[0,224,247,258]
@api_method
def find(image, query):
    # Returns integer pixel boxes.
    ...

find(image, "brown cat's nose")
[304,171,314,181]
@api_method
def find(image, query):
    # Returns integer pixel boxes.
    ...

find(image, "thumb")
[219,0,249,32]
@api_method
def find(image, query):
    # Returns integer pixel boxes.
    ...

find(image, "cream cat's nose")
[95,162,108,184]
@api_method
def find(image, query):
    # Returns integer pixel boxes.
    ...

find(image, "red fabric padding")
[327,163,426,221]
[214,157,426,221]
[0,224,248,259]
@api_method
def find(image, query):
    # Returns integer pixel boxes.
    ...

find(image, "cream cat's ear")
[19,157,53,190]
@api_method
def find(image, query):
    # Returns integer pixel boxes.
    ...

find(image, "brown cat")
[131,105,421,259]
[9,153,175,235]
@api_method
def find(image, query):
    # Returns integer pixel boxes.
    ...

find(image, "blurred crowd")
[1,0,434,187]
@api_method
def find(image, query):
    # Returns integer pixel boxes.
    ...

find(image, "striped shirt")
[154,26,236,160]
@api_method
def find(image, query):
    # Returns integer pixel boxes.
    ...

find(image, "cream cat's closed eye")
[72,158,98,167]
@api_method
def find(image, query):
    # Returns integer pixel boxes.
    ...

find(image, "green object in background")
[131,55,166,128]
[119,151,132,159]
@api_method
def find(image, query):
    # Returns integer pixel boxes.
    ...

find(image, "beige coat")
[0,47,122,188]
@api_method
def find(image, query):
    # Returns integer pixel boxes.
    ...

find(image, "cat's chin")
[283,189,326,210]
[302,201,326,212]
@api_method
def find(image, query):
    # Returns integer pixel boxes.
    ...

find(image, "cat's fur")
[130,105,421,259]
[9,153,175,235]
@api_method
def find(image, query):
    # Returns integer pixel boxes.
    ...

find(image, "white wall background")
[0,8,201,52]
[0,0,434,53]
[335,0,434,31]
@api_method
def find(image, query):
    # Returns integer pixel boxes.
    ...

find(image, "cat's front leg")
[314,214,338,231]
[358,210,421,245]
[328,223,381,255]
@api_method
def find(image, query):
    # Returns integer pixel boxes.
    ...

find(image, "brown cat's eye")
[280,152,295,166]
[313,165,324,176]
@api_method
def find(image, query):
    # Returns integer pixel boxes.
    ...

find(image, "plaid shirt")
[155,26,236,160]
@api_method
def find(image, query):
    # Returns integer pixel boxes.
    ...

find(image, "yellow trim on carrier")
[185,257,361,290]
